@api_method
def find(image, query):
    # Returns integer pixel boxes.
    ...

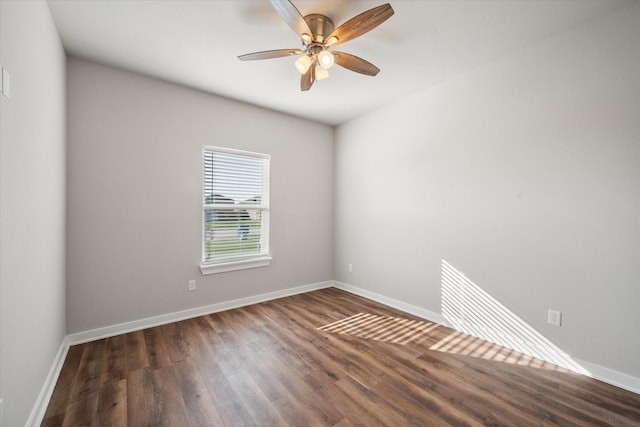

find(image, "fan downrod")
[303,14,334,43]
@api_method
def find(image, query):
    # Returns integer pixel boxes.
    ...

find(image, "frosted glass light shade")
[325,36,339,46]
[318,51,335,69]
[315,65,329,80]
[295,55,312,74]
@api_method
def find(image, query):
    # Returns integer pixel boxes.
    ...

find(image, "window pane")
[202,146,270,267]
[204,208,262,261]
[204,151,264,205]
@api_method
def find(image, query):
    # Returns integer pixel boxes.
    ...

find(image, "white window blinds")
[202,146,270,267]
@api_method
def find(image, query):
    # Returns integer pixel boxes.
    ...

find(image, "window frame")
[200,145,271,275]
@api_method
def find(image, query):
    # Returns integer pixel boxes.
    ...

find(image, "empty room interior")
[1,0,639,425]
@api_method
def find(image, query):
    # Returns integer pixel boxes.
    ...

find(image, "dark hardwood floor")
[42,287,640,426]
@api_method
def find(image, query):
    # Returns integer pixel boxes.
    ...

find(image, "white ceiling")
[46,0,630,126]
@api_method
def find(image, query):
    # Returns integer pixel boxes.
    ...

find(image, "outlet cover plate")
[548,309,562,326]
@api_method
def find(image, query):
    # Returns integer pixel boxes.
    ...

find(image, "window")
[200,146,271,274]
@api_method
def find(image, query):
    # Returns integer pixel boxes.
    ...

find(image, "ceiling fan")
[238,0,394,91]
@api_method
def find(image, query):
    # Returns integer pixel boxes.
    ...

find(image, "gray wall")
[0,1,67,426]
[66,58,334,333]
[334,3,640,377]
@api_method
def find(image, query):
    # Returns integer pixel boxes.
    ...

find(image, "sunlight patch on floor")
[317,312,439,345]
[430,329,573,371]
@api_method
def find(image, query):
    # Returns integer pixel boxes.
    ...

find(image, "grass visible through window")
[204,216,261,260]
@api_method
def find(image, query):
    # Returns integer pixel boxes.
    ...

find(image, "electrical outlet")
[548,309,562,326]
[188,280,196,291]
[348,263,353,273]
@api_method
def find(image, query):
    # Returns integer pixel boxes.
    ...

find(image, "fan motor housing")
[304,14,334,42]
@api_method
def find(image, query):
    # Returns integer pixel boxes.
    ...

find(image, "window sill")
[200,255,272,275]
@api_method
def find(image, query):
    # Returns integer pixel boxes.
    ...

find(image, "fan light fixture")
[238,0,394,91]
[317,50,335,69]
[295,55,312,74]
[315,65,329,80]
[295,50,334,76]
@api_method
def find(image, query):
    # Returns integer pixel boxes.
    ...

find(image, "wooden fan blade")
[326,4,394,46]
[301,65,315,91]
[238,49,303,61]
[270,0,312,38]
[333,52,380,76]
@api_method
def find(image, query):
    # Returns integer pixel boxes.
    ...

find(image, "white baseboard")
[576,358,640,395]
[27,336,69,427]
[333,280,640,396]
[67,280,333,345]
[332,280,447,325]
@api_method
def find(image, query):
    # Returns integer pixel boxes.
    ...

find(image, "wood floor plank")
[159,320,192,363]
[69,340,105,403]
[194,354,258,426]
[40,412,65,427]
[42,344,84,419]
[190,315,228,358]
[301,324,485,425]
[100,335,126,385]
[43,287,640,426]
[124,329,149,372]
[142,327,172,369]
[97,379,127,427]
[172,358,225,426]
[61,391,99,427]
[127,366,191,426]
[209,315,312,426]
[237,341,290,402]
[334,374,423,426]
[222,368,292,426]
